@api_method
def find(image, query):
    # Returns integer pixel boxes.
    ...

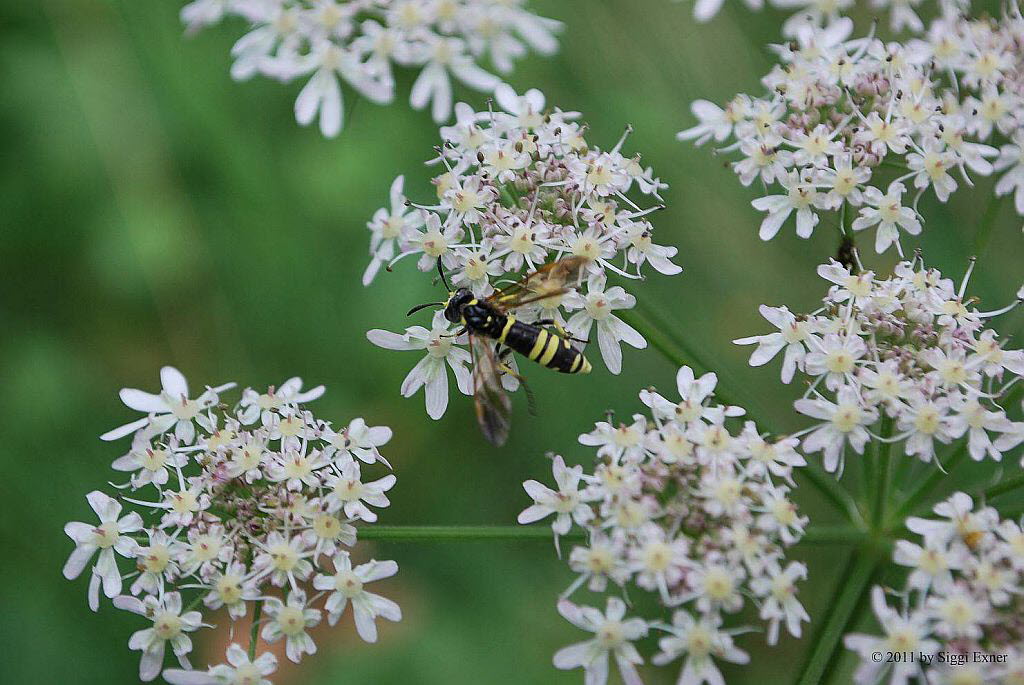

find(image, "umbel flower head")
[678,6,1024,254]
[62,367,401,683]
[179,0,561,137]
[366,87,682,419]
[519,365,810,685]
[736,258,1024,476]
[845,492,1024,684]
[673,0,952,35]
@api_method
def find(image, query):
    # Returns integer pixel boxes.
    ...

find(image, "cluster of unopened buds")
[518,365,810,685]
[845,492,1024,683]
[365,87,683,417]
[737,258,1024,475]
[61,367,401,683]
[179,0,561,137]
[678,3,1024,253]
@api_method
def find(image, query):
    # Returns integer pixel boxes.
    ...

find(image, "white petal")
[160,366,189,398]
[119,389,167,413]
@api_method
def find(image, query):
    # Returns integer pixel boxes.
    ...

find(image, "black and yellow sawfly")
[408,257,593,446]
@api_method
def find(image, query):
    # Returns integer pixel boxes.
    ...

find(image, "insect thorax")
[462,301,507,338]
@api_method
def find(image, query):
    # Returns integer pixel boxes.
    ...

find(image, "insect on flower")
[407,256,593,446]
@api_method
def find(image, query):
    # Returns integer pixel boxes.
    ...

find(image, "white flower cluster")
[679,6,1024,254]
[179,0,561,137]
[737,259,1024,475]
[365,87,682,418]
[61,367,401,683]
[677,0,967,37]
[518,366,810,685]
[845,492,1024,684]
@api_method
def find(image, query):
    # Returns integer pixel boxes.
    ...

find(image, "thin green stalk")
[249,599,263,662]
[871,418,894,532]
[358,525,862,543]
[183,590,210,613]
[799,525,869,546]
[616,307,689,369]
[972,193,1005,257]
[985,473,1024,501]
[891,444,969,524]
[796,550,881,685]
[356,525,584,542]
[797,464,867,529]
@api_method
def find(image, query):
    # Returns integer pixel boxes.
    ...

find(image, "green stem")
[183,590,210,613]
[796,551,881,685]
[985,473,1024,500]
[249,599,263,662]
[972,193,1005,257]
[616,307,703,374]
[357,525,584,541]
[357,524,861,544]
[871,418,894,532]
[799,525,870,545]
[798,464,867,529]
[890,443,969,524]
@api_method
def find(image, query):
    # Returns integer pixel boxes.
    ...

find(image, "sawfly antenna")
[407,301,444,316]
[436,256,452,291]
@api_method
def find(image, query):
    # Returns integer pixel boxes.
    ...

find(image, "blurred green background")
[2,1,1021,683]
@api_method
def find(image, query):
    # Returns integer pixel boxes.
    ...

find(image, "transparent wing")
[487,256,588,312]
[470,334,512,446]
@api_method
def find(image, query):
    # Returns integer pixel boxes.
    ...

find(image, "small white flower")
[101,366,234,444]
[553,597,649,685]
[261,591,322,663]
[409,35,499,123]
[892,539,961,592]
[367,312,472,419]
[323,417,393,466]
[312,552,401,642]
[851,182,922,254]
[566,535,630,595]
[994,131,1024,215]
[238,376,325,426]
[751,561,809,644]
[734,305,817,384]
[804,332,867,391]
[751,171,825,240]
[564,273,646,375]
[897,395,956,463]
[518,455,593,537]
[364,176,425,285]
[252,532,314,587]
[844,587,938,685]
[163,643,277,685]
[63,491,142,611]
[324,460,396,523]
[652,611,750,685]
[114,592,202,682]
[794,385,878,473]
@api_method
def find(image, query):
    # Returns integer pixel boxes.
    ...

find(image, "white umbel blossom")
[845,493,1024,684]
[367,89,682,419]
[679,9,1024,251]
[180,0,562,137]
[739,258,1024,474]
[62,367,403,683]
[521,365,809,683]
